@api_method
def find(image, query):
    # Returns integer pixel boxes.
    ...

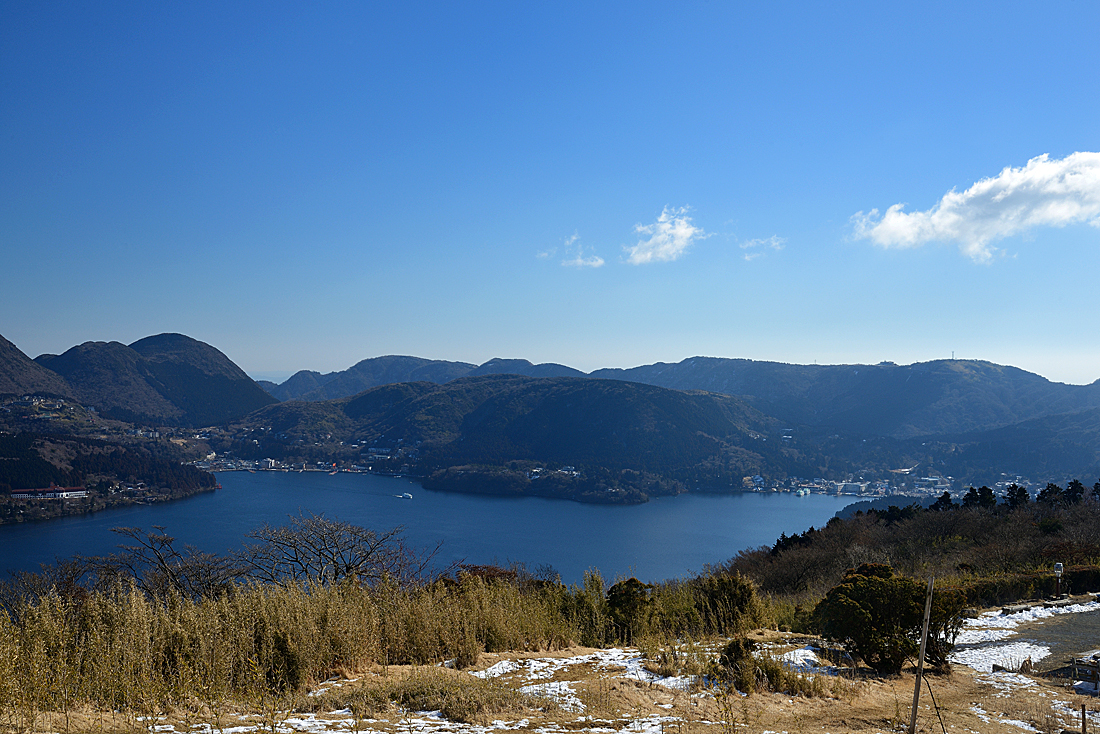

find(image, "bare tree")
[0,557,103,620]
[239,512,448,587]
[103,526,245,598]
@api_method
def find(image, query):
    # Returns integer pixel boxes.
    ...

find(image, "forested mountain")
[226,375,829,501]
[261,369,337,401]
[0,432,216,494]
[926,404,1100,482]
[267,356,477,401]
[589,357,1100,438]
[229,369,1100,493]
[260,353,1100,441]
[32,333,275,426]
[0,334,72,398]
[7,329,1100,491]
[467,358,585,379]
[261,356,589,401]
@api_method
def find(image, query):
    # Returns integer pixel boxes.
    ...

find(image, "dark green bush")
[812,564,965,675]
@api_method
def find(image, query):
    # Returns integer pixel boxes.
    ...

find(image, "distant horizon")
[245,354,1099,388]
[8,329,1099,388]
[9,329,1099,388]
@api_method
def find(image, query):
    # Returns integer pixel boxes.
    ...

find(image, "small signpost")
[908,577,934,734]
[1054,562,1064,597]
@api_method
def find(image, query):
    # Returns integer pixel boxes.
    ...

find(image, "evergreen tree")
[1037,482,1064,505]
[1002,483,1029,509]
[1065,479,1086,504]
[929,490,956,512]
[962,485,995,509]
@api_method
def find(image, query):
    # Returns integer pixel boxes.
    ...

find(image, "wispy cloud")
[562,253,605,268]
[559,231,604,268]
[853,152,1100,262]
[740,235,786,261]
[624,206,708,264]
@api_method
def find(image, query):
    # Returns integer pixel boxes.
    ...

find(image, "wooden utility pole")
[908,577,935,734]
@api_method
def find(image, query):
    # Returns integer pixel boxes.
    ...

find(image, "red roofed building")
[10,484,88,500]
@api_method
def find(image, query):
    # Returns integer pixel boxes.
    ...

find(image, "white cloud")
[562,253,605,268]
[740,235,785,261]
[624,206,708,264]
[559,231,604,268]
[853,152,1100,262]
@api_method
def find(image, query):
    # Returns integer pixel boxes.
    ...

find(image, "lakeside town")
[189,452,1040,504]
[0,393,1056,507]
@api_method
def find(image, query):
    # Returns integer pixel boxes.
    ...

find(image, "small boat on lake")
[393,492,413,500]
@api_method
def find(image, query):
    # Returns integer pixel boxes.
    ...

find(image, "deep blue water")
[0,472,855,584]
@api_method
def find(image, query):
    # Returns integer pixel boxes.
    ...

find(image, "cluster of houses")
[740,473,960,498]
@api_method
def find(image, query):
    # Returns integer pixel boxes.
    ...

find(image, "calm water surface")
[0,472,855,583]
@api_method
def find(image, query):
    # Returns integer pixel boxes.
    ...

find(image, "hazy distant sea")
[0,471,854,584]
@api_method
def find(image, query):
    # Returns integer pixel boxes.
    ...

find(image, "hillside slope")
[226,375,827,500]
[297,356,477,401]
[35,333,275,426]
[0,334,72,398]
[591,357,1100,438]
[263,357,594,402]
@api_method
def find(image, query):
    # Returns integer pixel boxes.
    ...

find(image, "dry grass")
[0,576,578,725]
[3,636,1097,734]
[304,666,544,724]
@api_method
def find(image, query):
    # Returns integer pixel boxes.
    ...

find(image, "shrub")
[606,577,652,641]
[711,635,830,698]
[714,636,758,693]
[812,564,964,675]
[691,573,764,635]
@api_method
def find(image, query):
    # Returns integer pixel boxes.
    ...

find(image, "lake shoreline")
[1,471,882,584]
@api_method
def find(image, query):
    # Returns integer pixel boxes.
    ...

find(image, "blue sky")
[3,2,1099,384]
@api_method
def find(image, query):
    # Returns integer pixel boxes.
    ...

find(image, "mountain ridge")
[27,333,275,426]
[0,335,73,398]
[224,374,807,502]
[259,353,1100,440]
[8,331,1100,489]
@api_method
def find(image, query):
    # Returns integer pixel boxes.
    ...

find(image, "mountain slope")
[35,334,275,426]
[128,333,278,425]
[264,357,589,402]
[928,405,1100,482]
[0,334,72,398]
[294,356,477,401]
[228,375,821,485]
[591,357,1100,438]
[467,358,586,379]
[36,341,182,422]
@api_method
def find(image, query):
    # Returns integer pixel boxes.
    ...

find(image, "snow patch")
[521,680,584,711]
[951,642,1050,674]
[471,660,520,679]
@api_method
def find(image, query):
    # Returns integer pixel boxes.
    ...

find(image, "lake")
[0,471,857,584]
